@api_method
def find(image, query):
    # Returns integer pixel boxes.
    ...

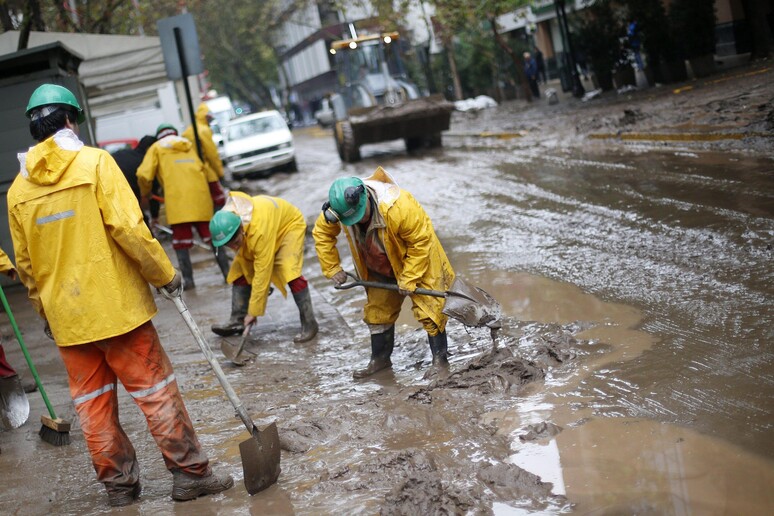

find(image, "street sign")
[157,13,203,80]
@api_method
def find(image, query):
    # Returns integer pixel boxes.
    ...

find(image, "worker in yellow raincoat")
[313,167,455,378]
[137,124,230,288]
[182,103,226,208]
[209,191,318,343]
[8,84,233,506]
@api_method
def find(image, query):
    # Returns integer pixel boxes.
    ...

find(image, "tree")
[668,0,716,59]
[741,0,774,59]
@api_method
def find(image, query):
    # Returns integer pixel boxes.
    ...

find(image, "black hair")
[29,106,78,142]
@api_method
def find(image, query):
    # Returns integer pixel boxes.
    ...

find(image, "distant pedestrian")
[534,47,547,84]
[627,20,644,70]
[111,135,161,229]
[523,52,541,99]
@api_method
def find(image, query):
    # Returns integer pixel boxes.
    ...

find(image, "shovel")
[0,374,29,430]
[220,323,255,366]
[336,272,502,329]
[164,290,280,494]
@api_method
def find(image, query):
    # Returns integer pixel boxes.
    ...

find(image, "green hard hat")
[155,123,178,138]
[26,84,85,124]
[328,177,367,226]
[210,210,242,247]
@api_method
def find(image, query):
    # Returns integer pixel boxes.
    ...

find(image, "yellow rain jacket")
[0,247,14,274]
[136,135,214,225]
[8,129,175,347]
[223,191,306,317]
[182,103,224,182]
[313,167,455,329]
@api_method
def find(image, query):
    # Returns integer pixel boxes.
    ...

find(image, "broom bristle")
[39,424,70,446]
[39,415,71,446]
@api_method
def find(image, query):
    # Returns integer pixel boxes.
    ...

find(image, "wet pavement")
[1,75,773,514]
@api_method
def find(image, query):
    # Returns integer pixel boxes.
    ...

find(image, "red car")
[98,138,139,154]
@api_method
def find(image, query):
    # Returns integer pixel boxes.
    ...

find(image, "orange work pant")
[58,321,210,492]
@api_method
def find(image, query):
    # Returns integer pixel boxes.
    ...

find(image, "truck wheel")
[335,121,361,162]
[405,137,423,152]
[286,158,298,172]
[426,132,442,148]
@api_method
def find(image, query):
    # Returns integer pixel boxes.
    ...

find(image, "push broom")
[0,284,70,445]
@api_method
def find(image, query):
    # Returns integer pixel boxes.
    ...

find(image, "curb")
[445,131,526,139]
[588,132,772,142]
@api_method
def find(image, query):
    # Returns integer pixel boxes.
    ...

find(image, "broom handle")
[0,284,58,419]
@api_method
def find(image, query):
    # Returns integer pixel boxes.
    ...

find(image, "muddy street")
[2,83,773,513]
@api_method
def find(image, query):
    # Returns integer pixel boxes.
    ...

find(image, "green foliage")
[575,0,626,79]
[668,0,717,58]
[620,0,675,64]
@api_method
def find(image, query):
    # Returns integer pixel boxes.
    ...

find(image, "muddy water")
[1,130,772,514]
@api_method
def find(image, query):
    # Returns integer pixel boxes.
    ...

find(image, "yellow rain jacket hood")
[182,103,224,181]
[137,135,214,225]
[313,167,455,329]
[223,191,306,317]
[8,129,175,346]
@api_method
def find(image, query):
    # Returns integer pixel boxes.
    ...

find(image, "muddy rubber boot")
[213,246,231,282]
[353,326,395,379]
[292,287,318,343]
[106,482,141,507]
[171,469,234,501]
[211,284,251,336]
[424,331,450,380]
[175,249,195,290]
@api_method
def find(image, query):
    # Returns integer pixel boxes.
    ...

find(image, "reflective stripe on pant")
[58,321,210,489]
[363,286,447,336]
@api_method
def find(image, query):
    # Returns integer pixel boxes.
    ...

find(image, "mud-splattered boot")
[106,482,141,507]
[424,331,450,379]
[292,287,318,343]
[353,326,395,379]
[171,469,234,501]
[213,246,231,282]
[211,284,251,336]
[175,249,195,290]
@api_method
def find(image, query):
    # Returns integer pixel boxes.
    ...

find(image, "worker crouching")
[210,192,318,343]
[313,167,455,378]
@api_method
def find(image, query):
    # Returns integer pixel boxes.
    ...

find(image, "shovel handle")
[335,274,447,298]
[171,295,256,434]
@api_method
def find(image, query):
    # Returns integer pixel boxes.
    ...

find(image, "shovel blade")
[0,375,30,430]
[442,277,502,328]
[220,338,252,366]
[239,421,281,495]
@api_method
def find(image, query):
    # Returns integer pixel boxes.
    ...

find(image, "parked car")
[99,138,138,153]
[222,110,296,178]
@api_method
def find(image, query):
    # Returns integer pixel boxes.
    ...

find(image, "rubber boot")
[106,482,141,507]
[213,246,230,282]
[211,285,251,336]
[353,326,395,379]
[175,249,195,290]
[171,469,234,501]
[424,331,450,380]
[292,287,318,343]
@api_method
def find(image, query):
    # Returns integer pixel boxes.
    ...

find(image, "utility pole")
[554,0,585,98]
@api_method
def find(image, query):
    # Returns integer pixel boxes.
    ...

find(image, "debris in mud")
[478,463,567,507]
[280,418,341,453]
[382,475,479,516]
[519,421,563,442]
[620,108,644,126]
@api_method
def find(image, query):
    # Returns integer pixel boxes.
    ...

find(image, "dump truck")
[328,31,454,163]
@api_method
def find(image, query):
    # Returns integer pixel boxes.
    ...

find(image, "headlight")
[278,142,291,149]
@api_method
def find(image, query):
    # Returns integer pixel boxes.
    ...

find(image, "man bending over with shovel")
[8,84,233,507]
[313,167,455,379]
[209,191,318,343]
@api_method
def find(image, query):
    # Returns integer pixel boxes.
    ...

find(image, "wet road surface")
[1,124,772,514]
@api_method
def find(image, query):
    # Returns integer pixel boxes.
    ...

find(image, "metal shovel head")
[0,375,30,430]
[442,277,502,329]
[239,421,282,495]
[220,334,252,366]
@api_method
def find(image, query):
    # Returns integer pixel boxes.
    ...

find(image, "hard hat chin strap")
[29,105,61,121]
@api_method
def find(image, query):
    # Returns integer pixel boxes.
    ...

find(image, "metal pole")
[174,27,203,160]
[557,0,585,98]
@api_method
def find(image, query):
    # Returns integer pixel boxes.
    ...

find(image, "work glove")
[4,268,17,281]
[332,270,347,287]
[158,269,182,298]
